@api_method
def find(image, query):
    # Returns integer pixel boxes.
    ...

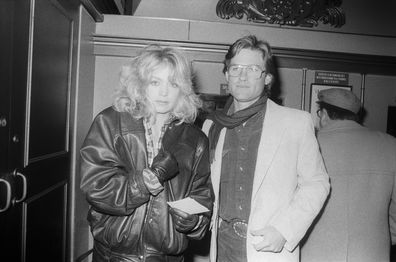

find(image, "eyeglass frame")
[227,64,266,79]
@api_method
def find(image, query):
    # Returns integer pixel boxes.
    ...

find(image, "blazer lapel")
[251,101,286,201]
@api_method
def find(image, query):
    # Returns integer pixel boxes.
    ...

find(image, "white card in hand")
[167,197,209,215]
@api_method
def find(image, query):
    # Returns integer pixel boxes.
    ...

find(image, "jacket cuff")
[142,168,164,195]
[192,214,204,232]
[271,223,297,252]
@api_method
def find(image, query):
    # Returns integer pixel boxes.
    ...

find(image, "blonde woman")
[80,46,214,262]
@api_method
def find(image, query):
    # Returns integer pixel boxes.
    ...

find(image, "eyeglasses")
[227,64,265,79]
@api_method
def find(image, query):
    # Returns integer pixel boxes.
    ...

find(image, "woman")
[80,46,213,262]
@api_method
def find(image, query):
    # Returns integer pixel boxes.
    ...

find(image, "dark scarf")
[206,95,268,162]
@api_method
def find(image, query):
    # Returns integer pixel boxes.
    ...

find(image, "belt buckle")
[231,219,248,239]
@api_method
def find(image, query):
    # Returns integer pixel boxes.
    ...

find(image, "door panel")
[0,1,29,261]
[21,1,73,261]
[0,201,22,262]
[24,184,67,261]
[29,0,72,161]
[0,0,12,170]
[0,0,77,261]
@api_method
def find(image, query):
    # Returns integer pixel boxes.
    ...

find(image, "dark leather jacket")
[80,107,213,262]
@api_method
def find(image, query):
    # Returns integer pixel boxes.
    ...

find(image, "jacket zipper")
[117,113,149,260]
[138,195,153,261]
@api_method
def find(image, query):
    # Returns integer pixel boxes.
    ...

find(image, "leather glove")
[150,149,179,185]
[169,207,199,233]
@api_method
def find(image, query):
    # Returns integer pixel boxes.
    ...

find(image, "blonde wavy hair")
[113,45,202,123]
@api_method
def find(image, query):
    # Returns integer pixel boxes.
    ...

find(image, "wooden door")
[0,0,77,261]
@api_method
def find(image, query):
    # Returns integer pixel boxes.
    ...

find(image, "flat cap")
[317,88,361,114]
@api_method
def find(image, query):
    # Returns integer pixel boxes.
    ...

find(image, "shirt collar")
[143,116,174,166]
[319,120,361,134]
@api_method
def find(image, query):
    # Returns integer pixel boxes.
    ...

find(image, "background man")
[301,88,396,262]
[203,35,330,262]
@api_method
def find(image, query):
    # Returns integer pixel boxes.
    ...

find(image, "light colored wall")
[93,56,130,115]
[133,0,396,37]
[96,15,396,58]
[278,68,304,110]
[93,15,396,132]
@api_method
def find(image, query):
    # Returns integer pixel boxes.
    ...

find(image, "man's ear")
[225,71,229,82]
[322,108,328,119]
[320,108,330,127]
[264,73,273,86]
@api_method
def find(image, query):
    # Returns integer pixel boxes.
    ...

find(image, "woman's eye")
[150,80,160,86]
[171,83,179,88]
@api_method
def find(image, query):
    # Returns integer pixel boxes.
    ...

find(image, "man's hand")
[169,207,199,233]
[250,226,286,253]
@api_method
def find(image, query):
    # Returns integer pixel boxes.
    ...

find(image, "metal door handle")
[0,116,7,127]
[13,170,27,204]
[0,178,12,212]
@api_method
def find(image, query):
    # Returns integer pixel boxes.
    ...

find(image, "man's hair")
[113,45,201,123]
[223,35,275,96]
[318,101,360,122]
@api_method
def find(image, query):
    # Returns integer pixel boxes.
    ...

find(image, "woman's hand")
[169,207,199,233]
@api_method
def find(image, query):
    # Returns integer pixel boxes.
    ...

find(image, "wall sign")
[315,71,349,86]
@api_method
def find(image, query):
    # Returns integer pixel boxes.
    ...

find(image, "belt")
[219,217,248,239]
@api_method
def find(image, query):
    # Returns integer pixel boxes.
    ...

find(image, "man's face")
[226,49,267,107]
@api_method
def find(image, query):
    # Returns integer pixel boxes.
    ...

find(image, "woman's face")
[146,65,181,117]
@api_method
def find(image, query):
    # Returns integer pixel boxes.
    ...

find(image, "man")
[301,88,396,262]
[202,35,330,262]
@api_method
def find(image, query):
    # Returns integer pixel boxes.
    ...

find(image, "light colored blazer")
[203,100,330,262]
[301,120,396,262]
